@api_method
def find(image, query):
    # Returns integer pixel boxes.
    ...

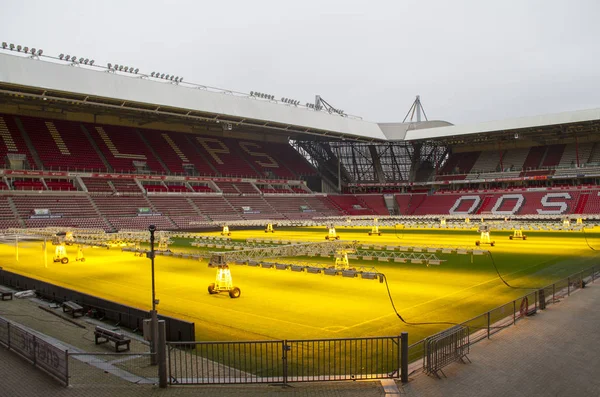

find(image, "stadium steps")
[135,129,170,174]
[6,197,25,227]
[13,117,44,169]
[86,195,104,217]
[183,134,220,176]
[574,193,589,214]
[80,124,113,172]
[185,197,204,216]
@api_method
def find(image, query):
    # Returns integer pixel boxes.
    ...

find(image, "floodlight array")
[281,97,300,106]
[250,91,275,100]
[107,63,139,74]
[2,42,43,56]
[59,53,95,65]
[150,71,183,83]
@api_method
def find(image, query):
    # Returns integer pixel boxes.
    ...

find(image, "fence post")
[553,283,555,303]
[65,350,69,387]
[534,291,538,311]
[513,300,516,325]
[33,336,37,366]
[400,333,408,383]
[568,277,571,296]
[158,320,167,388]
[282,340,288,385]
[487,312,490,339]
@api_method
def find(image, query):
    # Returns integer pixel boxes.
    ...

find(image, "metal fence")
[168,334,407,385]
[423,326,469,378]
[410,265,599,375]
[0,316,69,385]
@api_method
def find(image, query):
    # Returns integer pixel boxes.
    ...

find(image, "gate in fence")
[423,325,470,378]
[167,334,408,385]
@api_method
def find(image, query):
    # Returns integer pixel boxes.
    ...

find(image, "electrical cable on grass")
[581,227,598,251]
[393,224,404,240]
[486,251,537,290]
[380,273,533,330]
[379,273,459,326]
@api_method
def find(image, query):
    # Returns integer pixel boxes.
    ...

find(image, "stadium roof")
[1,51,599,146]
[0,52,387,142]
[404,107,600,145]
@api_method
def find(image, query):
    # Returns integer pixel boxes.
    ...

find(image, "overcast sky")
[1,0,598,125]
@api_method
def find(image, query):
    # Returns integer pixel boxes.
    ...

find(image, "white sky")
[1,0,599,124]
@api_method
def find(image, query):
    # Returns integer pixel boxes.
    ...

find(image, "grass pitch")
[0,225,598,345]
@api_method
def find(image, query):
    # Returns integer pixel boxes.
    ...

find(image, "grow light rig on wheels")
[509,227,527,240]
[475,224,495,247]
[207,254,241,298]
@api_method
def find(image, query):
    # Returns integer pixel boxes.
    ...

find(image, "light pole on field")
[148,224,158,365]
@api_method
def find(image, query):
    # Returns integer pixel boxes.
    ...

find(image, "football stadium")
[0,41,599,390]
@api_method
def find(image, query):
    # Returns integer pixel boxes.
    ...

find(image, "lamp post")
[148,225,158,365]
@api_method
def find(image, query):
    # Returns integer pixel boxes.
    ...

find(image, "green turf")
[0,226,598,346]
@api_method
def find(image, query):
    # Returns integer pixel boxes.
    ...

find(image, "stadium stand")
[86,124,164,173]
[355,195,390,215]
[0,115,36,168]
[18,117,107,171]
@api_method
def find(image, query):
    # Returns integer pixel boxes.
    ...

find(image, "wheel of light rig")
[61,257,69,264]
[509,236,513,240]
[491,242,495,247]
[229,287,241,299]
[475,241,480,246]
[523,236,527,240]
[208,283,218,294]
[80,258,86,262]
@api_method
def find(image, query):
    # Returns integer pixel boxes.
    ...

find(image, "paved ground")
[0,282,599,396]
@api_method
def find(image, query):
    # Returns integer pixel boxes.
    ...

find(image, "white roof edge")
[0,53,387,141]
[404,107,600,141]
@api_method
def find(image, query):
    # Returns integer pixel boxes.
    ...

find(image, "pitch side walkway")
[399,282,600,397]
[0,284,599,396]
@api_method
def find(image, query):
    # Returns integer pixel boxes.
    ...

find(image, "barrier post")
[568,277,571,296]
[282,340,289,385]
[487,312,490,339]
[513,300,516,325]
[401,332,408,383]
[158,320,167,388]
[65,350,69,386]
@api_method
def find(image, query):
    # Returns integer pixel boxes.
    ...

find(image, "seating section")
[189,196,243,222]
[45,180,76,191]
[558,144,594,168]
[215,181,258,195]
[408,189,586,216]
[497,148,530,172]
[468,151,500,174]
[87,124,164,173]
[327,195,375,215]
[12,180,45,190]
[81,178,114,193]
[226,196,285,220]
[521,146,546,170]
[92,196,150,217]
[11,196,98,218]
[438,151,480,176]
[540,144,565,168]
[0,115,36,167]
[111,179,143,194]
[356,195,390,215]
[18,117,106,171]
